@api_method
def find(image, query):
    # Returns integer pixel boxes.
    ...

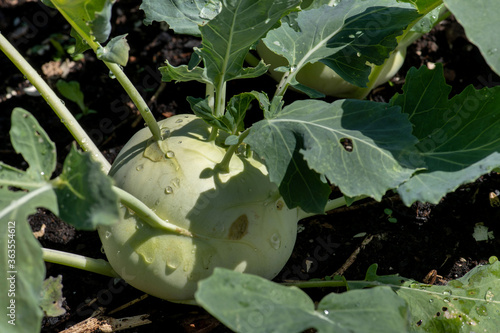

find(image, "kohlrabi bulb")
[257,42,406,99]
[98,114,299,301]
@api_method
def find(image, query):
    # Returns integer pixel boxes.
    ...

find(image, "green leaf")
[398,0,442,13]
[40,275,66,317]
[198,0,300,85]
[225,92,254,133]
[196,268,411,333]
[188,96,232,132]
[263,0,420,88]
[391,65,500,205]
[56,80,86,112]
[189,92,256,134]
[8,108,56,184]
[0,217,45,333]
[245,99,421,213]
[96,34,130,66]
[141,0,222,36]
[396,260,500,332]
[54,145,119,230]
[159,60,211,84]
[348,264,410,290]
[48,0,114,53]
[443,0,500,76]
[0,111,54,333]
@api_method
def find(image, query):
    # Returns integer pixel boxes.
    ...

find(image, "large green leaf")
[197,0,300,85]
[141,0,222,36]
[398,259,500,332]
[0,108,120,329]
[245,99,421,213]
[0,108,58,333]
[391,65,500,205]
[262,0,421,88]
[196,268,411,333]
[443,0,500,76]
[0,213,46,333]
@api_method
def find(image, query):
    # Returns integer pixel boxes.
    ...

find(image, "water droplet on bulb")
[165,186,173,194]
[165,151,175,158]
[172,177,180,187]
[269,233,281,250]
[136,164,144,171]
[161,128,171,137]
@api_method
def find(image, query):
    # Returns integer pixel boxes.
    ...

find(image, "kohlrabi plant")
[1,0,500,332]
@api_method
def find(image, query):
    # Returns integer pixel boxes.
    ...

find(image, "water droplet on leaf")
[165,151,175,158]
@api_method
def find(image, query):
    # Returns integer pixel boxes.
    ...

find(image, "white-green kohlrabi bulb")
[98,114,299,301]
[257,42,407,99]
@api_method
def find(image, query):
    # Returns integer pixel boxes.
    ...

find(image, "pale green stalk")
[0,33,111,173]
[298,195,367,220]
[43,248,118,278]
[53,6,162,143]
[113,186,196,238]
[215,128,251,173]
[281,279,347,289]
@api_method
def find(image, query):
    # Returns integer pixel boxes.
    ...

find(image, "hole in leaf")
[340,138,353,152]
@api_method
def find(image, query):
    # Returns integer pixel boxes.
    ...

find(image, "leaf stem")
[214,80,227,118]
[52,5,162,142]
[215,129,250,173]
[281,279,347,289]
[298,195,368,220]
[113,186,195,238]
[0,33,111,173]
[42,248,118,278]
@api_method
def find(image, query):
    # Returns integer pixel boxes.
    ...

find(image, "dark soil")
[1,1,500,332]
